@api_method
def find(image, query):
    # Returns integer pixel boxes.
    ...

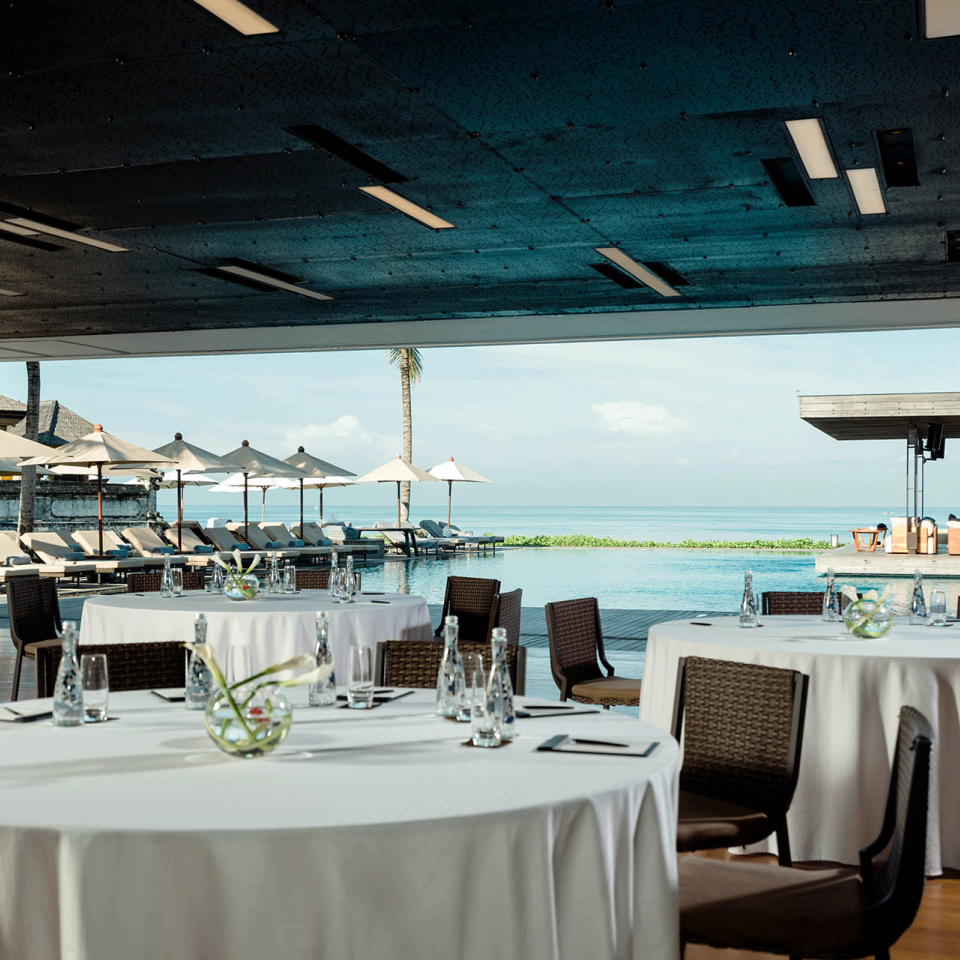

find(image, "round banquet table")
[78,590,432,676]
[639,614,960,874]
[0,690,680,960]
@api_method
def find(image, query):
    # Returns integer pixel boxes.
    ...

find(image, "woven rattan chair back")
[492,588,522,644]
[126,570,205,593]
[291,568,331,591]
[7,576,61,700]
[672,656,809,819]
[34,641,188,698]
[434,576,501,642]
[374,639,526,695]
[761,590,857,615]
[859,706,932,949]
[544,597,612,697]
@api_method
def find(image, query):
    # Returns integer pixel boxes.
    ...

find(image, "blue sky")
[7,326,960,509]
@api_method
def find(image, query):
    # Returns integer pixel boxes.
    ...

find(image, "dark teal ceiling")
[0,0,959,343]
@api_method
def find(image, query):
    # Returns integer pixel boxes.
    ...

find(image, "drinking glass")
[330,568,344,603]
[209,564,224,595]
[226,645,252,687]
[470,668,500,748]
[81,653,109,722]
[171,567,184,597]
[353,571,362,596]
[929,590,947,627]
[283,563,297,594]
[337,569,352,604]
[458,652,483,722]
[346,645,373,708]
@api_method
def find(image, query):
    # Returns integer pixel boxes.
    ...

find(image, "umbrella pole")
[177,469,183,552]
[299,479,304,534]
[319,486,323,522]
[261,487,266,524]
[97,464,104,556]
[397,481,401,527]
[243,475,249,542]
[447,480,452,526]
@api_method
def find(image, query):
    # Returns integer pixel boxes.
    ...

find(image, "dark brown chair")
[29,639,188,697]
[433,576,501,642]
[491,587,522,644]
[544,597,640,707]
[762,590,856,616]
[7,575,61,700]
[680,706,933,960]
[374,639,526,695]
[126,570,205,593]
[292,568,332,591]
[673,656,808,866]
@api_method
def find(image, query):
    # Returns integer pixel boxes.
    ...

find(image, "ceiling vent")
[876,128,920,187]
[761,157,816,206]
[285,125,408,184]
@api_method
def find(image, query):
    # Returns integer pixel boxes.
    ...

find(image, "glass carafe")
[160,554,174,599]
[487,627,516,742]
[909,569,927,625]
[436,615,463,718]
[309,612,337,706]
[739,570,759,628]
[822,568,842,622]
[53,621,84,726]
[185,613,214,710]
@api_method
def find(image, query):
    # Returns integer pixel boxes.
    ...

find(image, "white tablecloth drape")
[78,590,432,676]
[0,690,680,960]
[639,615,960,874]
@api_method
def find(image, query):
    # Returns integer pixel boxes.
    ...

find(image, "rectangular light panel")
[217,265,333,301]
[358,186,455,229]
[5,218,128,252]
[594,248,682,297]
[0,222,41,237]
[0,288,25,297]
[784,118,838,179]
[191,0,279,35]
[846,168,887,215]
[924,0,960,38]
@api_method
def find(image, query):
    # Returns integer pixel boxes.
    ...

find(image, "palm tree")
[386,348,423,522]
[16,361,41,536]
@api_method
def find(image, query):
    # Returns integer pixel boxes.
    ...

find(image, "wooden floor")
[685,853,960,960]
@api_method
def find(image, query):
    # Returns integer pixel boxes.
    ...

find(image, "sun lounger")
[0,531,56,579]
[259,523,330,561]
[71,529,175,570]
[226,523,299,560]
[293,522,333,546]
[372,521,449,556]
[423,520,503,552]
[20,531,132,577]
[294,523,379,563]
[161,525,219,555]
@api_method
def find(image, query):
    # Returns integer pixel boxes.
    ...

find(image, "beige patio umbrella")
[428,457,492,526]
[153,433,235,550]
[283,446,356,532]
[21,425,175,555]
[0,431,56,461]
[209,473,285,525]
[355,455,441,527]
[220,441,306,541]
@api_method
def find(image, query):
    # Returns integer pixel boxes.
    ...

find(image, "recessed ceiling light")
[784,119,838,179]
[5,218,128,252]
[0,222,41,237]
[217,265,333,301]
[594,248,682,297]
[846,168,887,215]
[923,0,960,38]
[190,0,279,35]
[0,287,25,297]
[358,186,455,229]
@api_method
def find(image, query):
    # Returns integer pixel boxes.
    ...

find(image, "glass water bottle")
[488,627,516,742]
[328,551,339,598]
[309,612,337,706]
[185,613,214,710]
[909,569,927,625]
[53,621,84,727]
[822,568,842,622]
[160,554,174,599]
[436,615,464,718]
[345,554,356,603]
[739,570,759,628]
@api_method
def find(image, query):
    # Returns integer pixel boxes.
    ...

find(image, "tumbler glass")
[81,653,109,722]
[470,668,500,748]
[458,652,483,722]
[346,645,373,708]
[283,562,297,594]
[929,589,947,627]
[171,567,184,597]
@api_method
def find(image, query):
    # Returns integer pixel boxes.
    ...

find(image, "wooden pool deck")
[814,542,960,577]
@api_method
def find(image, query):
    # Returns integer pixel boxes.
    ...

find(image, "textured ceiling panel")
[0,0,959,355]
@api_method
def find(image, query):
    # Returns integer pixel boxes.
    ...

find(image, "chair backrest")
[122,526,170,555]
[7,576,61,654]
[375,639,526,695]
[292,568,331,591]
[544,597,607,695]
[492,588,522,644]
[73,529,129,556]
[761,590,856,615]
[33,640,187,697]
[861,706,933,949]
[261,523,295,543]
[437,576,501,642]
[234,524,272,549]
[297,522,324,545]
[127,570,204,593]
[672,656,809,819]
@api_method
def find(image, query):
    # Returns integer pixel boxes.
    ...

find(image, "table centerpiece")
[840,585,894,639]
[215,549,262,601]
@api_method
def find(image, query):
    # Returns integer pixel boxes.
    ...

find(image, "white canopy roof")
[428,457,492,483]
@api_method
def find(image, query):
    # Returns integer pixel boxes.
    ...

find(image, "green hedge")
[499,534,836,550]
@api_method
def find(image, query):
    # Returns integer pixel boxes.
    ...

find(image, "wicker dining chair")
[126,570,205,593]
[679,706,933,960]
[673,655,809,866]
[374,639,526,695]
[761,590,856,616]
[490,587,522,644]
[7,575,61,701]
[433,576,501,642]
[543,597,641,707]
[293,568,332,591]
[28,639,188,698]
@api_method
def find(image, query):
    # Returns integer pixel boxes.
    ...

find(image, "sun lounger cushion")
[234,542,251,550]
[288,539,305,547]
[265,540,283,549]
[5,555,32,566]
[193,545,214,555]
[64,550,85,561]
[154,545,175,555]
[105,548,129,558]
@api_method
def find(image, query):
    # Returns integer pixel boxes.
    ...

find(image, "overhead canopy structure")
[1,2,960,361]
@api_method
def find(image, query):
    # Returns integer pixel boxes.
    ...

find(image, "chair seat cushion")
[570,676,641,705]
[679,856,866,955]
[677,790,772,851]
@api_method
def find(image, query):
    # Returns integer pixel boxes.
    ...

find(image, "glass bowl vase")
[224,574,259,601]
[843,599,893,639]
[204,684,293,758]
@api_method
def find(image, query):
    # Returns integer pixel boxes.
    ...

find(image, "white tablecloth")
[640,614,960,874]
[0,690,680,960]
[78,590,432,678]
